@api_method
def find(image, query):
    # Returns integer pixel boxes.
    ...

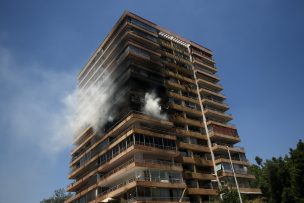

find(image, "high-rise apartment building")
[65,11,261,203]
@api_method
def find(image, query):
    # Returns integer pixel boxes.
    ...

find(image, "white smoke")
[143,92,167,120]
[64,78,116,138]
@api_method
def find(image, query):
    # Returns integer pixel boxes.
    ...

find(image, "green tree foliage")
[40,188,71,203]
[221,188,241,203]
[248,140,304,203]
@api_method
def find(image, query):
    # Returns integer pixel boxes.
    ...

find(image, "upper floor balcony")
[177,142,210,153]
[203,107,233,123]
[212,143,245,154]
[187,187,218,196]
[214,155,249,166]
[201,97,229,111]
[217,169,256,180]
[175,128,206,140]
[183,171,215,181]
[96,177,187,203]
[169,103,201,117]
[207,122,240,144]
[171,115,203,128]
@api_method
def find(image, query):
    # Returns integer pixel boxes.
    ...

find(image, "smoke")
[62,75,116,139]
[143,92,167,120]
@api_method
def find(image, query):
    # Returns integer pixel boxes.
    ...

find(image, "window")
[129,18,157,33]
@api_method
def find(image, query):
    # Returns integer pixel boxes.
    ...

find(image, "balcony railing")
[212,143,245,152]
[99,158,182,182]
[98,177,185,197]
[214,155,248,162]
[127,196,190,202]
[204,106,233,117]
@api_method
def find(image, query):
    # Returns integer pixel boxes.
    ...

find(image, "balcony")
[228,186,262,194]
[128,196,190,203]
[175,128,206,140]
[98,142,179,173]
[217,170,255,179]
[160,40,189,57]
[98,158,183,186]
[168,92,199,105]
[72,127,95,152]
[179,156,213,166]
[201,97,229,111]
[214,155,249,166]
[187,188,218,196]
[197,79,223,92]
[178,142,210,153]
[192,59,217,75]
[162,51,191,65]
[165,70,195,84]
[203,107,233,122]
[194,68,220,83]
[171,116,203,128]
[212,144,245,153]
[97,177,187,202]
[69,112,175,170]
[200,88,226,100]
[191,49,215,63]
[67,169,97,192]
[69,128,178,179]
[208,123,240,144]
[169,103,201,117]
[183,172,215,181]
[165,81,196,93]
[163,61,192,76]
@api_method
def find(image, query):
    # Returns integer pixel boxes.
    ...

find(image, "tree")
[40,188,71,203]
[288,139,304,202]
[248,140,304,203]
[219,188,240,203]
[255,156,263,166]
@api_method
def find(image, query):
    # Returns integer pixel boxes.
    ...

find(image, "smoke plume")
[143,92,167,120]
[65,77,116,137]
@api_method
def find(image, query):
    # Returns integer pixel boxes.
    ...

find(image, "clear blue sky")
[0,0,303,202]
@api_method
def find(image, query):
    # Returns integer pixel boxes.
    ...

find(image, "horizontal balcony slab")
[209,132,240,145]
[98,160,183,187]
[67,169,97,192]
[165,70,195,84]
[200,88,226,100]
[165,81,196,94]
[218,170,255,179]
[187,188,218,196]
[197,79,223,92]
[204,109,233,122]
[169,103,201,117]
[194,68,220,82]
[178,142,210,153]
[183,172,215,180]
[98,145,179,173]
[98,179,187,203]
[201,98,229,111]
[168,92,199,105]
[178,156,213,166]
[71,112,174,165]
[214,158,250,166]
[175,128,207,140]
[212,144,245,154]
[172,116,203,128]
